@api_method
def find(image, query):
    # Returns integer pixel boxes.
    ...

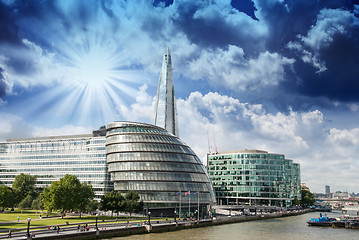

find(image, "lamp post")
[148,212,151,226]
[95,213,99,235]
[27,217,31,239]
[174,210,177,224]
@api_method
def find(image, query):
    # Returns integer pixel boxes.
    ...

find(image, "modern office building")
[207,150,301,206]
[153,48,179,136]
[0,127,112,200]
[325,185,330,195]
[106,121,216,213]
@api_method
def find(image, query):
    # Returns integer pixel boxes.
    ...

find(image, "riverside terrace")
[0,209,312,240]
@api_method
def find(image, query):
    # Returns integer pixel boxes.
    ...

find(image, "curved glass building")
[106,121,216,211]
[207,150,301,206]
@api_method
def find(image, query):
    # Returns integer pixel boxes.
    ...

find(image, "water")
[114,211,358,240]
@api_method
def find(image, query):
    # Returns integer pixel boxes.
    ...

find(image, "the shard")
[153,48,179,136]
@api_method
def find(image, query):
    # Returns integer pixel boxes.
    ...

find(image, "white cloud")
[0,112,32,141]
[186,46,294,91]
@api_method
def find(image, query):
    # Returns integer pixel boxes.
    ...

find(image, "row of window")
[106,134,183,146]
[114,181,213,192]
[107,126,167,135]
[108,162,204,173]
[0,154,105,160]
[208,159,286,166]
[106,143,194,155]
[111,171,209,182]
[107,152,201,164]
[208,154,285,161]
[208,165,283,171]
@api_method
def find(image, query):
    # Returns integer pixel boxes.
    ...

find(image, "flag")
[194,191,199,195]
[175,191,181,196]
[185,191,190,196]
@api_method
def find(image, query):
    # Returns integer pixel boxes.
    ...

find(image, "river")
[113,211,358,240]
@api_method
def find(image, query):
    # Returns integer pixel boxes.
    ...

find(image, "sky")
[1,0,359,194]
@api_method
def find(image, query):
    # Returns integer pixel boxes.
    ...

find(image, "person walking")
[7,230,11,239]
[17,216,19,222]
[57,225,60,233]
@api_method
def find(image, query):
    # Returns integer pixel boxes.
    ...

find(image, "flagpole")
[179,190,181,219]
[197,192,199,223]
[189,192,190,218]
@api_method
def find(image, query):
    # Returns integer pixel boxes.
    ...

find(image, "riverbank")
[0,209,313,239]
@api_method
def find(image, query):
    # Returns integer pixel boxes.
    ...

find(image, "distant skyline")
[0,0,359,193]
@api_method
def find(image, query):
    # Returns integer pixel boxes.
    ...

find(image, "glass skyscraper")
[153,48,179,136]
[207,150,301,206]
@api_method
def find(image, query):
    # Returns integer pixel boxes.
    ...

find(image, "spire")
[153,48,179,136]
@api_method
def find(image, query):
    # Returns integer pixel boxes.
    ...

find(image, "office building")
[325,185,330,195]
[207,150,301,206]
[106,121,216,213]
[0,127,112,200]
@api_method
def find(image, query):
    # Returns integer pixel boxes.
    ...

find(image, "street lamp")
[95,214,99,230]
[27,217,31,239]
[148,212,151,226]
[174,210,177,223]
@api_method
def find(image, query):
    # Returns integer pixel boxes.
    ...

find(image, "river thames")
[115,211,358,240]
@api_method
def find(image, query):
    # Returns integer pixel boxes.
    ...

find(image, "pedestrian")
[17,216,19,222]
[87,225,90,231]
[57,226,60,233]
[7,230,11,239]
[77,224,80,232]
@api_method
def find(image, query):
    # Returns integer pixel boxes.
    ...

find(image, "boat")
[307,215,336,227]
[348,221,359,229]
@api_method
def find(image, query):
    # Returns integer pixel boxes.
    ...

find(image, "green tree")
[100,191,124,217]
[123,191,144,217]
[300,190,315,207]
[76,182,94,218]
[292,197,300,206]
[41,174,94,218]
[18,194,33,210]
[0,185,14,210]
[87,200,99,213]
[12,173,37,204]
[32,196,44,213]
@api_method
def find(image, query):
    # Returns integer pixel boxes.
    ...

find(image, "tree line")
[0,173,143,217]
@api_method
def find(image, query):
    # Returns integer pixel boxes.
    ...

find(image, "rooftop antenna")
[212,125,218,153]
[207,132,211,154]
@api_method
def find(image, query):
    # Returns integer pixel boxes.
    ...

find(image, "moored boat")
[307,216,336,227]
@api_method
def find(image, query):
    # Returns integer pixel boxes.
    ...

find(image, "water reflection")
[116,212,358,240]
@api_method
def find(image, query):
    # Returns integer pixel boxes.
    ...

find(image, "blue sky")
[1,0,359,193]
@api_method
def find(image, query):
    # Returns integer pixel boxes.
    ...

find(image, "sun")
[74,44,115,88]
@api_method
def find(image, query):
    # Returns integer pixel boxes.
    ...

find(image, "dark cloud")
[295,34,359,102]
[0,2,21,45]
[0,68,7,99]
[172,1,264,54]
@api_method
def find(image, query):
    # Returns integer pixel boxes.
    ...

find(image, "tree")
[292,197,301,206]
[18,194,33,210]
[100,191,124,217]
[32,196,44,213]
[12,173,37,205]
[76,182,95,218]
[41,174,94,218]
[0,185,14,210]
[123,191,144,217]
[86,200,99,213]
[300,190,315,207]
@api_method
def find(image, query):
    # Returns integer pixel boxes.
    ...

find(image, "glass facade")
[153,48,179,136]
[0,132,112,200]
[106,121,216,208]
[207,150,301,206]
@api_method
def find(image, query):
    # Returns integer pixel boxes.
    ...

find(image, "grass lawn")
[0,210,147,231]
